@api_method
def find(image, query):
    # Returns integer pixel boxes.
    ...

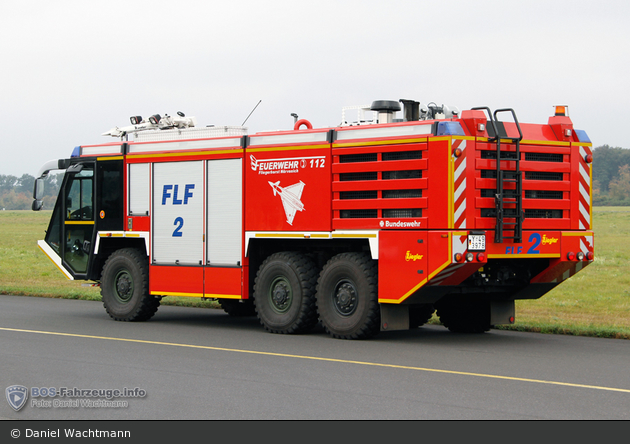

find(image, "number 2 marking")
[527,232,541,254]
[173,217,184,237]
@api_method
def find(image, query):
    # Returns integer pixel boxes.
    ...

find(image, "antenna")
[241,100,262,126]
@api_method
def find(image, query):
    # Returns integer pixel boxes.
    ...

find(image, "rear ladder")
[474,107,524,243]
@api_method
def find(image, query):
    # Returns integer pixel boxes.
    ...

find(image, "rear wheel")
[101,248,159,321]
[436,297,491,333]
[253,252,319,334]
[409,304,435,328]
[316,253,380,340]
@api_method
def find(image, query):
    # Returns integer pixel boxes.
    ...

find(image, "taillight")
[567,252,576,261]
[587,251,594,261]
[456,252,486,262]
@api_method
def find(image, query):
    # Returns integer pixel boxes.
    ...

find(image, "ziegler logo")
[405,251,424,261]
[542,235,559,245]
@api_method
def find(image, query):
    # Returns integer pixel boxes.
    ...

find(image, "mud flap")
[490,300,515,325]
[380,304,410,331]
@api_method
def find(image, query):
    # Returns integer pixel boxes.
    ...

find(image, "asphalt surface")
[1,295,628,420]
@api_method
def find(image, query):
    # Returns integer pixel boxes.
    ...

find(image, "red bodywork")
[84,108,593,305]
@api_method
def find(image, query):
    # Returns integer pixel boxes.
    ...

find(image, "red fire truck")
[32,100,594,339]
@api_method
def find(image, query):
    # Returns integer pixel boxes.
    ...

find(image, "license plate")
[468,234,486,251]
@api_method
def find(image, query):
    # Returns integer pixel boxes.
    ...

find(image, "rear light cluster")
[454,252,486,263]
[455,251,593,262]
[566,251,594,261]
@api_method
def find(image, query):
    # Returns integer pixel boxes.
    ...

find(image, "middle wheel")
[253,252,318,334]
[316,252,380,340]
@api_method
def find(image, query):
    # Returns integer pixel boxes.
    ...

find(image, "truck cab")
[35,157,124,280]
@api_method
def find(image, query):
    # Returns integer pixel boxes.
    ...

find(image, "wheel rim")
[269,276,292,314]
[114,269,134,303]
[332,279,358,316]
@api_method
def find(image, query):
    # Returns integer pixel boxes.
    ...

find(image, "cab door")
[45,163,95,278]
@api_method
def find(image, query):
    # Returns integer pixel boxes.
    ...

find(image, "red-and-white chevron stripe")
[578,146,592,230]
[430,141,469,287]
[551,234,594,283]
[453,139,467,229]
[429,233,468,286]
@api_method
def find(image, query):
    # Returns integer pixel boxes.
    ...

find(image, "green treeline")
[0,145,629,210]
[592,145,630,205]
[0,173,63,210]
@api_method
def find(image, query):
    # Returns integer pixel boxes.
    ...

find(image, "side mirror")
[32,178,44,211]
[33,178,44,200]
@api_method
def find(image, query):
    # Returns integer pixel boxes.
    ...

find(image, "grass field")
[0,209,628,339]
[506,207,630,338]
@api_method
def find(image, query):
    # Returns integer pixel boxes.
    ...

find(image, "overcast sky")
[1,0,628,176]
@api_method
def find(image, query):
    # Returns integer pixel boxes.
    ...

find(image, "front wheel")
[101,248,159,322]
[316,253,380,340]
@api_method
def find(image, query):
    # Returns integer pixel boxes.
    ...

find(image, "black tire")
[409,304,435,328]
[219,298,256,317]
[101,248,160,322]
[316,252,380,340]
[436,297,491,333]
[253,252,319,334]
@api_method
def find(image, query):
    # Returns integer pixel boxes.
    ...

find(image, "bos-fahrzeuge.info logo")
[6,385,28,412]
[5,386,146,411]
